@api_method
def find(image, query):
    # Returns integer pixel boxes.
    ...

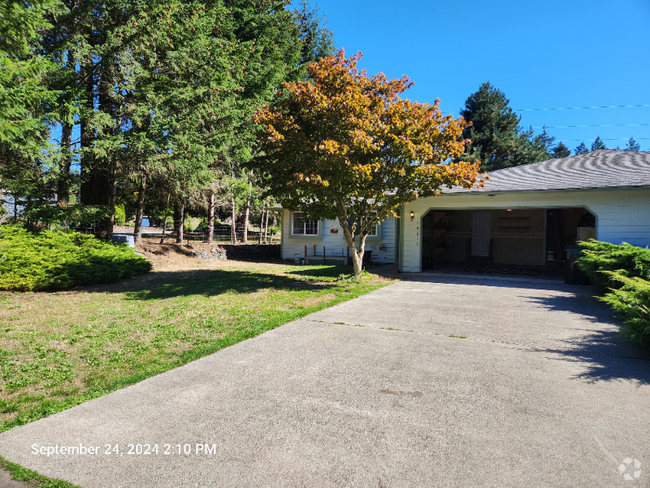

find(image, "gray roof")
[447,149,650,194]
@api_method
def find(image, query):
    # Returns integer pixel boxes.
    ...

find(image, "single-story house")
[280,149,650,272]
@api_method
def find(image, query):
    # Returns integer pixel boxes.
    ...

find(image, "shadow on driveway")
[527,292,650,385]
[377,268,650,385]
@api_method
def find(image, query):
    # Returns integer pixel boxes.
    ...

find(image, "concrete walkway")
[0,273,648,487]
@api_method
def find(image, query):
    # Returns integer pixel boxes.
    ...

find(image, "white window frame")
[291,212,320,237]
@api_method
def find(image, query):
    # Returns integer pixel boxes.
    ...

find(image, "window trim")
[289,211,322,239]
[357,222,382,241]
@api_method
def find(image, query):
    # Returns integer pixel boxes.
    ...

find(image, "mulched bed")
[136,243,281,268]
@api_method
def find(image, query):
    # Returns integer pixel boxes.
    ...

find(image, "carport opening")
[421,208,596,270]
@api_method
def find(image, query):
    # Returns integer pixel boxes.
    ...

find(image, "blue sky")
[310,0,650,151]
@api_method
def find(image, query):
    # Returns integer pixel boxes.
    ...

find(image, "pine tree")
[625,136,641,151]
[574,142,589,155]
[551,142,571,159]
[460,83,554,170]
[591,136,607,151]
[0,0,60,204]
[293,0,335,74]
[460,82,521,171]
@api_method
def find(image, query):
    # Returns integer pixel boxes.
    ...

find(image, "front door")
[471,211,492,257]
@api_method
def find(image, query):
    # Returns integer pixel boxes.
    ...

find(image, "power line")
[533,123,650,129]
[516,104,650,112]
[560,137,650,143]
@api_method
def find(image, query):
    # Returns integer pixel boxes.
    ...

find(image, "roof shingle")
[448,149,650,193]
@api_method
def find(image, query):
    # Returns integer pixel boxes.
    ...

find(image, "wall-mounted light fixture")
[409,211,415,221]
[486,193,496,198]
[506,208,513,212]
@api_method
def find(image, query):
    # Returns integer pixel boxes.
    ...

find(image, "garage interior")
[421,208,596,271]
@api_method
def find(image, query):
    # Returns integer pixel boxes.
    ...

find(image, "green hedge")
[0,225,152,291]
[576,240,650,349]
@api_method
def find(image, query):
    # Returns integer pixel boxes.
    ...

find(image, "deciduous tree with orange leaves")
[253,50,482,276]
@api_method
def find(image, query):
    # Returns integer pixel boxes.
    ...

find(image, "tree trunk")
[159,193,170,244]
[339,215,366,277]
[230,196,237,244]
[58,123,73,205]
[206,189,215,243]
[58,123,73,230]
[243,203,250,244]
[264,205,270,244]
[107,159,117,237]
[174,200,185,245]
[133,174,147,245]
[80,59,113,237]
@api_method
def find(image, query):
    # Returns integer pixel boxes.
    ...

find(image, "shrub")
[575,240,650,350]
[0,225,152,291]
[599,271,650,349]
[576,240,650,292]
[114,204,126,226]
[22,203,113,230]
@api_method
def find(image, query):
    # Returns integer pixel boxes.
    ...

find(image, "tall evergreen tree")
[574,142,589,155]
[459,82,554,171]
[293,0,335,73]
[591,136,606,151]
[625,136,640,151]
[0,0,60,207]
[551,142,571,159]
[460,82,521,171]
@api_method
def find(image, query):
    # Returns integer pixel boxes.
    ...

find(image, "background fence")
[128,223,281,244]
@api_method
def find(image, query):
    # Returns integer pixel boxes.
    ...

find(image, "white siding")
[281,209,397,264]
[400,188,650,272]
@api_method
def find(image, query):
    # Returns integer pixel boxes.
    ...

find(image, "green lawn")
[0,261,392,433]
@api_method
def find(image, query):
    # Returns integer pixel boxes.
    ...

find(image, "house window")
[292,212,319,236]
[368,225,378,237]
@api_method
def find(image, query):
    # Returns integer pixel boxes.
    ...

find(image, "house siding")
[281,209,398,264]
[400,188,650,273]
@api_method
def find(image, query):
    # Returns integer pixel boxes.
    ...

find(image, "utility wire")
[533,123,650,129]
[562,137,650,143]
[516,104,650,112]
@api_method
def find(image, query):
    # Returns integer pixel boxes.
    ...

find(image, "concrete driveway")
[0,273,648,487]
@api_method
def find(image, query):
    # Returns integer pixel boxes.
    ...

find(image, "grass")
[0,455,80,487]
[0,261,392,433]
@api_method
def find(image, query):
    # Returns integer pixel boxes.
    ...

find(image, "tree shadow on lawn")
[525,292,650,385]
[75,267,339,300]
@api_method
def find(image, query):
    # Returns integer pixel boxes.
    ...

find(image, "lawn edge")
[0,454,81,488]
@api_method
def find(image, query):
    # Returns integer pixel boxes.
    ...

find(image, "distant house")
[399,149,650,272]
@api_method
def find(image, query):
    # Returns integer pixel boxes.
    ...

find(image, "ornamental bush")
[576,240,650,349]
[599,272,650,349]
[576,240,650,292]
[0,225,151,291]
